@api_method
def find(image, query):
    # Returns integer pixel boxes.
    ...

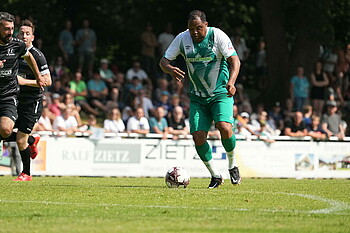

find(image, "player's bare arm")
[0,59,5,68]
[23,51,48,87]
[17,75,39,87]
[226,55,241,97]
[159,57,185,82]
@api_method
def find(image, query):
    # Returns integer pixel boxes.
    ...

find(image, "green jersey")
[165,27,238,98]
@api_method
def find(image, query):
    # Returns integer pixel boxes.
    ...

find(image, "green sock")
[195,142,212,162]
[221,134,236,152]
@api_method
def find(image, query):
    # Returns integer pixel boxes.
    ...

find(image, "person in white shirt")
[126,61,152,90]
[52,107,78,135]
[103,107,125,133]
[126,107,150,134]
[158,23,175,56]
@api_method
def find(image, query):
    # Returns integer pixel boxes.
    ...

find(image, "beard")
[0,34,12,44]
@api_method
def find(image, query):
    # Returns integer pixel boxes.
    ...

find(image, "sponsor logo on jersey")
[185,45,192,50]
[186,57,213,62]
[0,69,12,77]
[6,48,15,56]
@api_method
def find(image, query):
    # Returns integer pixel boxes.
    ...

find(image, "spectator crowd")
[17,16,349,140]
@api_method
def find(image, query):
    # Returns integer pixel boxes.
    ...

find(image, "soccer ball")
[165,166,190,188]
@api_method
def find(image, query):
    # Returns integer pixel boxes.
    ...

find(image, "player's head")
[0,12,15,44]
[17,19,35,47]
[187,10,208,43]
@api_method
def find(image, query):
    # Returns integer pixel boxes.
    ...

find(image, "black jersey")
[18,46,50,103]
[0,38,27,100]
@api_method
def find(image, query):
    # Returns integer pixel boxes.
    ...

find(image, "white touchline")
[0,192,349,215]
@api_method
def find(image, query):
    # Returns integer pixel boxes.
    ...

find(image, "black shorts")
[15,99,43,134]
[0,97,18,123]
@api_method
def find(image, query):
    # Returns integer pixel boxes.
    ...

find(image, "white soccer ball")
[165,166,190,188]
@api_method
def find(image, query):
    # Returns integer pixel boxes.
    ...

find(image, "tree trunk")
[259,0,290,108]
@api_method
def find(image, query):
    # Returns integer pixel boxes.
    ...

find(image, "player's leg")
[0,99,18,156]
[212,97,241,185]
[190,99,223,188]
[13,131,32,181]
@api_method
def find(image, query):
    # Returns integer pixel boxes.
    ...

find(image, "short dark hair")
[20,19,35,33]
[188,10,206,22]
[0,12,15,24]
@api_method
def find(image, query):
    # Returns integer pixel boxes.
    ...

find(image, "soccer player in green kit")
[160,10,241,188]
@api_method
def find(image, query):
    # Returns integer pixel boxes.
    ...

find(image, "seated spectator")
[103,107,125,133]
[268,101,284,135]
[62,93,82,126]
[99,58,115,88]
[135,89,156,119]
[284,111,308,137]
[321,100,345,140]
[33,106,54,132]
[52,107,79,135]
[307,115,327,140]
[126,76,144,97]
[154,78,170,102]
[149,106,169,139]
[251,110,277,136]
[69,70,98,116]
[237,112,258,137]
[126,61,152,91]
[48,79,68,96]
[283,98,294,122]
[257,121,275,143]
[302,105,313,129]
[50,56,68,81]
[48,93,65,117]
[126,107,150,134]
[155,91,171,116]
[167,106,189,140]
[87,71,108,114]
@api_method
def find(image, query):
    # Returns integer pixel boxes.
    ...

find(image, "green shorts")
[189,93,234,133]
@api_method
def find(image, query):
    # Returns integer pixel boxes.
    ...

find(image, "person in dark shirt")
[284,111,308,137]
[0,12,47,163]
[167,106,189,140]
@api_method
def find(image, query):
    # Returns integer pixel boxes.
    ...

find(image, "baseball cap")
[161,91,170,96]
[326,100,337,107]
[240,112,250,118]
[100,58,108,64]
[52,93,60,99]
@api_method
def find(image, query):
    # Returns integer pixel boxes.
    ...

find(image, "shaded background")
[3,0,350,106]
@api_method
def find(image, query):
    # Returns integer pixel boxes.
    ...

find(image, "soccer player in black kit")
[0,12,49,181]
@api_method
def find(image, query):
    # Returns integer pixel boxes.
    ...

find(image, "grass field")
[0,176,349,233]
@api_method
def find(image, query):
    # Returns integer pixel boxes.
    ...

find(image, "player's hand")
[226,83,236,97]
[0,59,6,69]
[170,67,185,82]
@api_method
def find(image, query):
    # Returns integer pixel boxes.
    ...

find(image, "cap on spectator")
[100,58,109,64]
[240,112,250,118]
[172,93,180,99]
[52,93,60,99]
[161,91,170,96]
[274,101,281,107]
[326,100,337,107]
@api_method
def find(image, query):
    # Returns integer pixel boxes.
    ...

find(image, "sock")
[195,142,220,178]
[28,135,35,145]
[221,135,237,169]
[221,134,236,152]
[19,147,31,176]
[203,159,221,178]
[227,150,237,169]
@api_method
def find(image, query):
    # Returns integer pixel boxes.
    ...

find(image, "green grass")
[0,177,349,233]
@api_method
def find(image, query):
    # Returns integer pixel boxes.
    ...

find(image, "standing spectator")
[52,107,79,135]
[50,56,68,81]
[290,66,310,112]
[256,40,267,90]
[149,106,169,139]
[75,19,96,78]
[103,107,125,133]
[126,107,150,134]
[283,111,308,137]
[87,71,108,114]
[167,106,189,140]
[58,19,75,71]
[158,23,175,56]
[231,31,249,84]
[321,100,345,140]
[310,61,329,116]
[323,47,338,77]
[69,70,98,116]
[140,22,158,82]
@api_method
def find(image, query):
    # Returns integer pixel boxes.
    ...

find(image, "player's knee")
[0,127,13,138]
[192,132,207,145]
[216,122,232,133]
